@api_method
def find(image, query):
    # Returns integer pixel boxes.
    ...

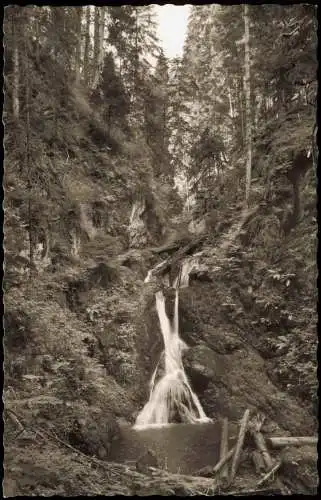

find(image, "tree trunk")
[23,27,35,278]
[244,4,252,205]
[99,7,105,66]
[238,79,244,148]
[268,436,317,448]
[92,7,105,89]
[228,85,234,120]
[74,7,82,83]
[229,409,251,485]
[83,6,91,85]
[92,7,100,87]
[12,11,20,120]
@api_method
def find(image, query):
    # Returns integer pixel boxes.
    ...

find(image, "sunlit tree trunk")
[244,4,252,205]
[93,7,100,87]
[74,7,82,83]
[98,8,105,75]
[83,6,91,85]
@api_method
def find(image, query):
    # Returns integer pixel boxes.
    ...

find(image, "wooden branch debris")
[213,446,235,475]
[256,460,282,488]
[219,417,229,479]
[221,487,284,496]
[5,407,26,438]
[251,429,274,469]
[267,436,317,448]
[196,446,236,477]
[229,409,251,485]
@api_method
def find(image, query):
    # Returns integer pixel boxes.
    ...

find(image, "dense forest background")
[3,5,318,496]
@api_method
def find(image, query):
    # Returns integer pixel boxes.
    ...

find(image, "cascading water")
[134,280,212,429]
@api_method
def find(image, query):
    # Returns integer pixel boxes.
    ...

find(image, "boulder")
[184,343,222,392]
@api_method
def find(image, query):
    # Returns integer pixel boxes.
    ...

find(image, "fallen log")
[251,430,274,469]
[229,409,251,485]
[250,429,288,494]
[267,436,317,448]
[196,446,235,477]
[213,446,235,475]
[151,235,207,278]
[221,487,283,496]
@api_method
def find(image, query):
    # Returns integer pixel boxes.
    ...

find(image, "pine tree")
[91,51,130,134]
[171,4,316,220]
[108,6,160,128]
[143,51,171,179]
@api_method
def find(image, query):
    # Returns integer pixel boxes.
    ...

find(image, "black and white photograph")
[2,3,318,496]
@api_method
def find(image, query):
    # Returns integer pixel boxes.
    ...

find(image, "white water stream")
[134,273,211,429]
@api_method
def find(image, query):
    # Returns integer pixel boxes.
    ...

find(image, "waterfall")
[134,288,211,429]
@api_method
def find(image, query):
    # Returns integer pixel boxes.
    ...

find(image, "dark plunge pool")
[109,421,238,474]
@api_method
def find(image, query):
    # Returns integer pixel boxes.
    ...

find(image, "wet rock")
[189,268,213,284]
[184,343,227,393]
